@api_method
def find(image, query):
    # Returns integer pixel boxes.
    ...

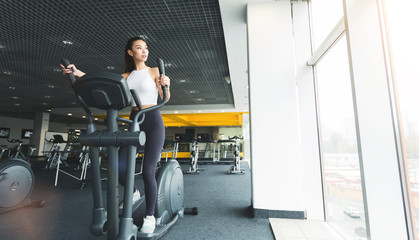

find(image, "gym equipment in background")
[227,136,245,174]
[184,139,204,174]
[0,138,45,213]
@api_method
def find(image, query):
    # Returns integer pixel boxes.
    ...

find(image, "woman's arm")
[152,67,171,102]
[121,72,130,79]
[60,64,86,78]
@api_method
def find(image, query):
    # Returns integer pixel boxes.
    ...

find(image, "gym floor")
[0,160,275,240]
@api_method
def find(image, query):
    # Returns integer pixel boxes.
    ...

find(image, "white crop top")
[126,68,158,106]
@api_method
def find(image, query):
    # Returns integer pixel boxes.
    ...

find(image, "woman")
[61,36,170,234]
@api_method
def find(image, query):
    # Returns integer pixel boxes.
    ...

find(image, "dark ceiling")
[0,0,233,123]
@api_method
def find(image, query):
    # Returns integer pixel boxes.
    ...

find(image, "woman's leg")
[141,110,165,216]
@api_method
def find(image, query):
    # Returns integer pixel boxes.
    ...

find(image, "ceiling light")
[179,80,186,83]
[12,96,19,99]
[14,103,20,106]
[189,90,196,94]
[196,98,203,101]
[224,76,231,84]
[47,85,55,88]
[45,95,51,98]
[3,71,12,75]
[0,44,5,49]
[67,113,72,116]
[94,118,99,121]
[9,86,15,90]
[82,116,86,118]
[107,66,115,70]
[53,68,61,72]
[47,109,52,112]
[63,40,73,45]
[42,103,48,105]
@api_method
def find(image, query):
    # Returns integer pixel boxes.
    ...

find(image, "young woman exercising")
[61,36,171,233]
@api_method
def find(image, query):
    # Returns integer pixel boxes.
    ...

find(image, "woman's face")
[129,39,149,62]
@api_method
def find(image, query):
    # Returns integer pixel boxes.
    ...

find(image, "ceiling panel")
[0,0,234,124]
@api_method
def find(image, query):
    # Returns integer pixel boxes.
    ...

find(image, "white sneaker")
[140,215,156,233]
[119,189,141,210]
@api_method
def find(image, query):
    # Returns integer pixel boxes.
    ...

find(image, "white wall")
[292,1,325,220]
[0,116,34,147]
[0,115,87,152]
[218,126,242,140]
[247,1,305,213]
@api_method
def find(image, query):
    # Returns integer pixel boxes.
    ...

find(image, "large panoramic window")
[310,1,367,238]
[315,35,367,240]
[384,0,419,237]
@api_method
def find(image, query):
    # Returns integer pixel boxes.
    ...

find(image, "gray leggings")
[118,109,165,216]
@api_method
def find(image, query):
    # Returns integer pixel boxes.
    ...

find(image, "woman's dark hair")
[124,36,147,73]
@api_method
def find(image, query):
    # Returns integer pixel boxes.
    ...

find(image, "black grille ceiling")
[0,0,233,115]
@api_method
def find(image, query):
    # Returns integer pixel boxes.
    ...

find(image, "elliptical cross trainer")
[0,139,45,213]
[62,58,197,240]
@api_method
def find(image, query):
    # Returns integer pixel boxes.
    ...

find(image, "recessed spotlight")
[47,109,52,112]
[107,66,115,70]
[14,103,20,106]
[9,86,15,90]
[45,95,51,98]
[47,85,55,88]
[82,115,86,118]
[63,40,73,45]
[3,71,12,75]
[179,80,186,83]
[94,118,99,121]
[42,103,48,105]
[196,98,203,101]
[12,96,19,100]
[67,113,72,116]
[189,90,196,94]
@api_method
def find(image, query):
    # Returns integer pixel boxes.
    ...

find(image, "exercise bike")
[184,139,204,174]
[62,58,197,240]
[0,139,45,213]
[227,136,245,174]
